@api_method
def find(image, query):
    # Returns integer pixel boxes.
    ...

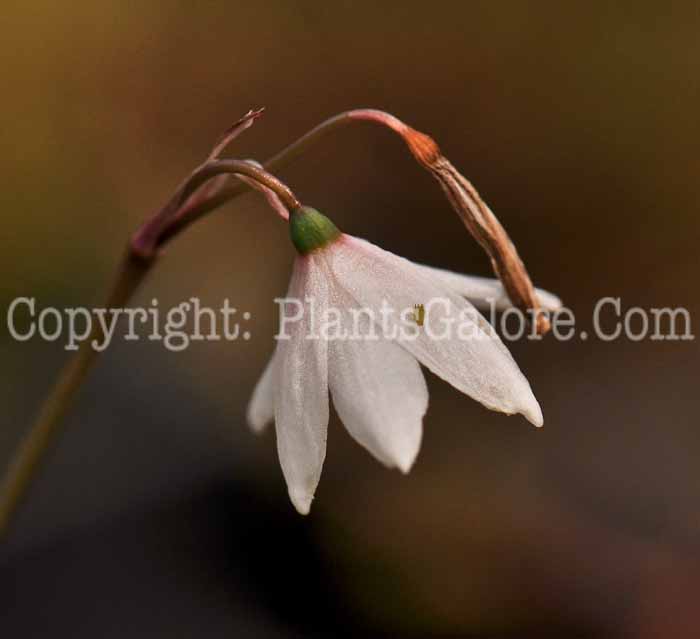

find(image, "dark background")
[2,1,699,636]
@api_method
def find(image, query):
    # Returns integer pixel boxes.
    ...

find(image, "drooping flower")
[247,207,561,514]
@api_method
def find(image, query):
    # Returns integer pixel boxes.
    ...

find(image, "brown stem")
[132,159,300,259]
[0,131,300,539]
[154,114,369,247]
[0,252,153,539]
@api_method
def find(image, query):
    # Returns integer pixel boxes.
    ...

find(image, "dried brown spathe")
[343,109,550,335]
[405,127,549,334]
[402,125,550,335]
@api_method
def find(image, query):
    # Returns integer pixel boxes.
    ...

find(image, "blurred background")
[1,1,699,636]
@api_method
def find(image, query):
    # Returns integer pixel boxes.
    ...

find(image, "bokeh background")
[2,1,699,637]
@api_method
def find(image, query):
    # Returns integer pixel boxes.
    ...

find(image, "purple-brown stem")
[130,158,300,260]
[0,112,301,540]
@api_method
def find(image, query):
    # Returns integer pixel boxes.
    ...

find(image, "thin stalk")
[0,156,301,540]
[159,111,370,245]
[0,253,153,537]
[133,159,301,258]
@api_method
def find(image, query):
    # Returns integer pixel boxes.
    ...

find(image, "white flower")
[247,207,561,514]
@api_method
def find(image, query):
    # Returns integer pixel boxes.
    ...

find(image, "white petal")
[246,349,276,434]
[274,255,330,514]
[326,236,543,427]
[323,284,428,473]
[415,264,563,311]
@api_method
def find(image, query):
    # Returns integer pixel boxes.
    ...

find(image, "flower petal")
[246,349,276,434]
[415,264,562,312]
[326,236,543,427]
[324,285,428,473]
[274,255,330,514]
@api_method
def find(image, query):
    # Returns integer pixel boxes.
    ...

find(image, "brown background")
[1,1,699,637]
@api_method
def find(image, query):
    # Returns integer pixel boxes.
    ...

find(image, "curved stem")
[0,126,312,540]
[264,112,357,169]
[134,159,300,259]
[264,109,406,169]
[184,159,301,211]
[0,162,303,540]
[159,111,392,248]
[0,253,152,539]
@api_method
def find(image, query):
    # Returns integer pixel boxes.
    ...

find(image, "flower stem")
[0,253,153,539]
[156,115,365,245]
[132,159,301,259]
[0,157,301,539]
